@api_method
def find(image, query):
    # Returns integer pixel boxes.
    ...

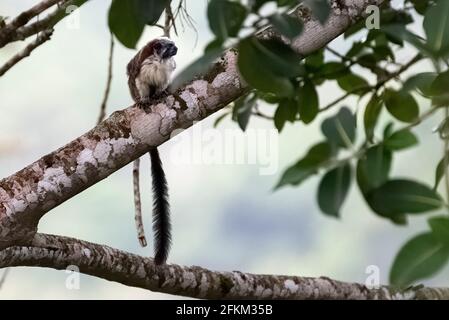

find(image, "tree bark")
[2,233,448,300]
[3,0,435,300]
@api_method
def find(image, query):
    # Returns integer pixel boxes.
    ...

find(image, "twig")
[0,29,53,77]
[97,34,114,124]
[444,108,449,204]
[0,0,64,43]
[0,268,9,289]
[6,0,63,30]
[163,2,172,37]
[2,0,88,47]
[326,45,353,63]
[320,53,422,112]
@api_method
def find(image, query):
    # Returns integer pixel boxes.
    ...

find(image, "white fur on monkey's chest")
[136,57,176,99]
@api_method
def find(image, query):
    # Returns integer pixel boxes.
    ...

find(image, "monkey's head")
[141,37,178,61]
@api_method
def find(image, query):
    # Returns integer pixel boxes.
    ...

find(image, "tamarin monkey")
[126,37,178,265]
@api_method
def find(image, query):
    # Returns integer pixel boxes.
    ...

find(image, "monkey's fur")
[127,37,177,265]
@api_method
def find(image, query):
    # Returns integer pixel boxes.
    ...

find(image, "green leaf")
[434,152,449,190]
[275,142,333,189]
[171,48,224,90]
[318,62,349,80]
[214,112,230,128]
[367,180,443,216]
[305,50,324,70]
[429,216,449,245]
[357,144,392,194]
[364,94,383,142]
[108,0,168,48]
[277,0,298,7]
[409,0,431,15]
[383,122,394,140]
[390,233,449,288]
[403,72,437,97]
[430,71,449,107]
[337,73,369,95]
[430,71,449,96]
[251,0,271,11]
[298,80,319,124]
[268,13,303,40]
[250,39,303,78]
[238,38,299,96]
[108,0,144,48]
[384,129,418,151]
[303,0,331,24]
[382,24,431,56]
[274,99,297,131]
[423,0,449,56]
[321,107,356,149]
[232,94,256,131]
[383,89,419,123]
[346,41,366,58]
[205,38,223,52]
[208,0,247,41]
[436,117,449,139]
[138,0,169,25]
[317,163,352,218]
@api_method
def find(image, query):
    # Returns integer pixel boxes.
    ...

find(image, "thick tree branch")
[0,233,447,300]
[0,0,398,297]
[0,1,384,249]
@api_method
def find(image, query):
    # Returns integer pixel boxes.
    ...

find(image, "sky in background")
[0,0,448,299]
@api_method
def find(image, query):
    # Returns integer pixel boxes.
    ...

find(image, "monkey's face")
[155,39,178,60]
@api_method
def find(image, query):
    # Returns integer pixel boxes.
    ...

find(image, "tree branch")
[0,29,53,77]
[0,0,383,249]
[0,0,88,48]
[0,0,398,297]
[0,233,447,299]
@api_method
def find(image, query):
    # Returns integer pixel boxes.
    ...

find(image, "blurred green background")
[0,0,447,299]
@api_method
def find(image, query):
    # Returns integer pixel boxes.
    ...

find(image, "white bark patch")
[180,89,201,120]
[392,291,415,300]
[82,248,91,258]
[135,264,146,278]
[93,140,113,164]
[130,112,164,146]
[37,167,72,196]
[190,80,208,97]
[284,279,299,293]
[211,52,239,88]
[112,137,134,156]
[153,103,178,135]
[261,288,273,298]
[180,271,196,289]
[76,149,98,182]
[25,192,38,209]
[199,273,209,297]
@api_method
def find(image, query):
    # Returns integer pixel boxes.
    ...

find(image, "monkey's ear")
[153,42,162,50]
[127,56,139,77]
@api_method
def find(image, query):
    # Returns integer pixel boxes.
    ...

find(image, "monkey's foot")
[136,100,151,112]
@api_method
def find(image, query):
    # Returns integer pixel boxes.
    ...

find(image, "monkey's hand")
[136,97,152,111]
